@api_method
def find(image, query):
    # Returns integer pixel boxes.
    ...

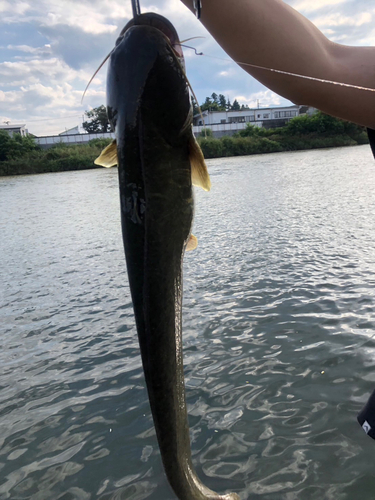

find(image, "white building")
[35,130,115,149]
[0,124,28,137]
[193,105,315,138]
[59,126,83,136]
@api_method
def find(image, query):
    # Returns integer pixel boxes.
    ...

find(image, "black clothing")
[367,128,375,158]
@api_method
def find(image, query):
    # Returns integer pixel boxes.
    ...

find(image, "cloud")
[233,90,284,109]
[38,23,116,70]
[0,82,105,135]
[0,1,31,18]
[290,0,350,13]
[287,0,375,43]
[1,0,375,136]
[0,57,91,88]
[6,44,44,53]
[313,11,372,28]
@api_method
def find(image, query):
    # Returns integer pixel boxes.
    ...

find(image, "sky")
[1,0,374,136]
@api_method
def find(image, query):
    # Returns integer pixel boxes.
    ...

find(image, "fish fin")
[94,140,118,168]
[186,234,198,251]
[189,133,211,192]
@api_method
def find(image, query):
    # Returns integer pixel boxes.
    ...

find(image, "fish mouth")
[117,12,184,59]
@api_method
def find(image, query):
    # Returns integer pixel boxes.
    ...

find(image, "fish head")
[107,13,192,145]
[117,13,185,66]
[95,12,211,191]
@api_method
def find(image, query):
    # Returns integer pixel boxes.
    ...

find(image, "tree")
[285,112,346,136]
[200,97,211,112]
[196,93,251,113]
[211,93,219,105]
[192,97,200,116]
[0,131,39,161]
[198,128,213,138]
[219,94,227,110]
[231,99,241,111]
[82,105,111,133]
[0,131,15,161]
[201,97,220,112]
[237,124,258,137]
[13,133,40,152]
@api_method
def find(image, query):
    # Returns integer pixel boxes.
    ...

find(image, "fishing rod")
[193,1,202,19]
[132,0,141,23]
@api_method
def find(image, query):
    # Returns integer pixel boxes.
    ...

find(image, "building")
[0,124,28,137]
[193,105,315,138]
[59,126,82,136]
[35,130,115,149]
[32,104,317,148]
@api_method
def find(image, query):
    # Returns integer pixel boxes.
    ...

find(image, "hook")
[180,45,203,56]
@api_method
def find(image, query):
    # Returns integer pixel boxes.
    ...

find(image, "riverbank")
[0,139,111,176]
[198,131,368,159]
[1,134,368,177]
[0,113,369,176]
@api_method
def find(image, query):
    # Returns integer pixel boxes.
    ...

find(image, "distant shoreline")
[0,113,369,176]
[0,136,369,177]
[198,133,368,160]
[0,139,110,177]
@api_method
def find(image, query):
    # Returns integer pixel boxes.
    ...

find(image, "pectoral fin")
[94,140,118,168]
[186,234,198,252]
[189,133,211,192]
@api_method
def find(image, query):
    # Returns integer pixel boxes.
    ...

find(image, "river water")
[1,145,375,500]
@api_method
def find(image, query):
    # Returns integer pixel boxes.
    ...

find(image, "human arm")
[180,0,375,129]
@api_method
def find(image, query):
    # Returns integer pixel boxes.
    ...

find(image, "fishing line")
[184,49,375,94]
[176,48,375,359]
[334,331,375,354]
[306,332,375,377]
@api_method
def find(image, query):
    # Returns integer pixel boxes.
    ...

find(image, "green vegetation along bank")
[0,137,112,176]
[198,112,369,158]
[0,113,369,176]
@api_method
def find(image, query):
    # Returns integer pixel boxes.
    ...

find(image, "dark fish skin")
[106,13,239,500]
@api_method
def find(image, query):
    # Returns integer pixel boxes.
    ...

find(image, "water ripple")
[2,148,375,498]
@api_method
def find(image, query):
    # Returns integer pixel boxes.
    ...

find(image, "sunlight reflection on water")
[1,145,375,499]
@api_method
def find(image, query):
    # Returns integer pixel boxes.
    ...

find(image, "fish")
[95,11,239,500]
